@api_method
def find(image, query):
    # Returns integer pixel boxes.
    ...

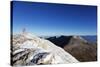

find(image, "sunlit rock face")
[11,32,79,66]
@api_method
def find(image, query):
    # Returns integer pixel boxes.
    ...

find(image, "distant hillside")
[46,35,97,48]
[82,36,97,43]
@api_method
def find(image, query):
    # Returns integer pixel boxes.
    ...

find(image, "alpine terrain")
[46,35,97,62]
[11,32,79,66]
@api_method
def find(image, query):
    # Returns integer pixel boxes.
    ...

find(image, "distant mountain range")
[43,35,97,48]
[82,36,97,43]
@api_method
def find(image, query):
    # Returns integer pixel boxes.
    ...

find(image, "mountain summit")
[11,32,79,66]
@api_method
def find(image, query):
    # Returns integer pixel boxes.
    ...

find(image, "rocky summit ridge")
[11,32,79,66]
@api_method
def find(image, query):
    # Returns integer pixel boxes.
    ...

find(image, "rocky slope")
[11,33,79,66]
[64,36,97,62]
[46,35,97,62]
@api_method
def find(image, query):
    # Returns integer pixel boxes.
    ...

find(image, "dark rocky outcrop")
[47,36,72,48]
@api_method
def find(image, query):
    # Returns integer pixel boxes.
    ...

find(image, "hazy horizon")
[12,1,97,36]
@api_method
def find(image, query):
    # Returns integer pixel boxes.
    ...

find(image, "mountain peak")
[71,35,88,43]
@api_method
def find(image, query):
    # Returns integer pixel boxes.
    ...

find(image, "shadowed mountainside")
[46,35,97,62]
[47,36,72,48]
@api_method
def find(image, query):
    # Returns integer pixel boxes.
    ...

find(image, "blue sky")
[12,1,97,36]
